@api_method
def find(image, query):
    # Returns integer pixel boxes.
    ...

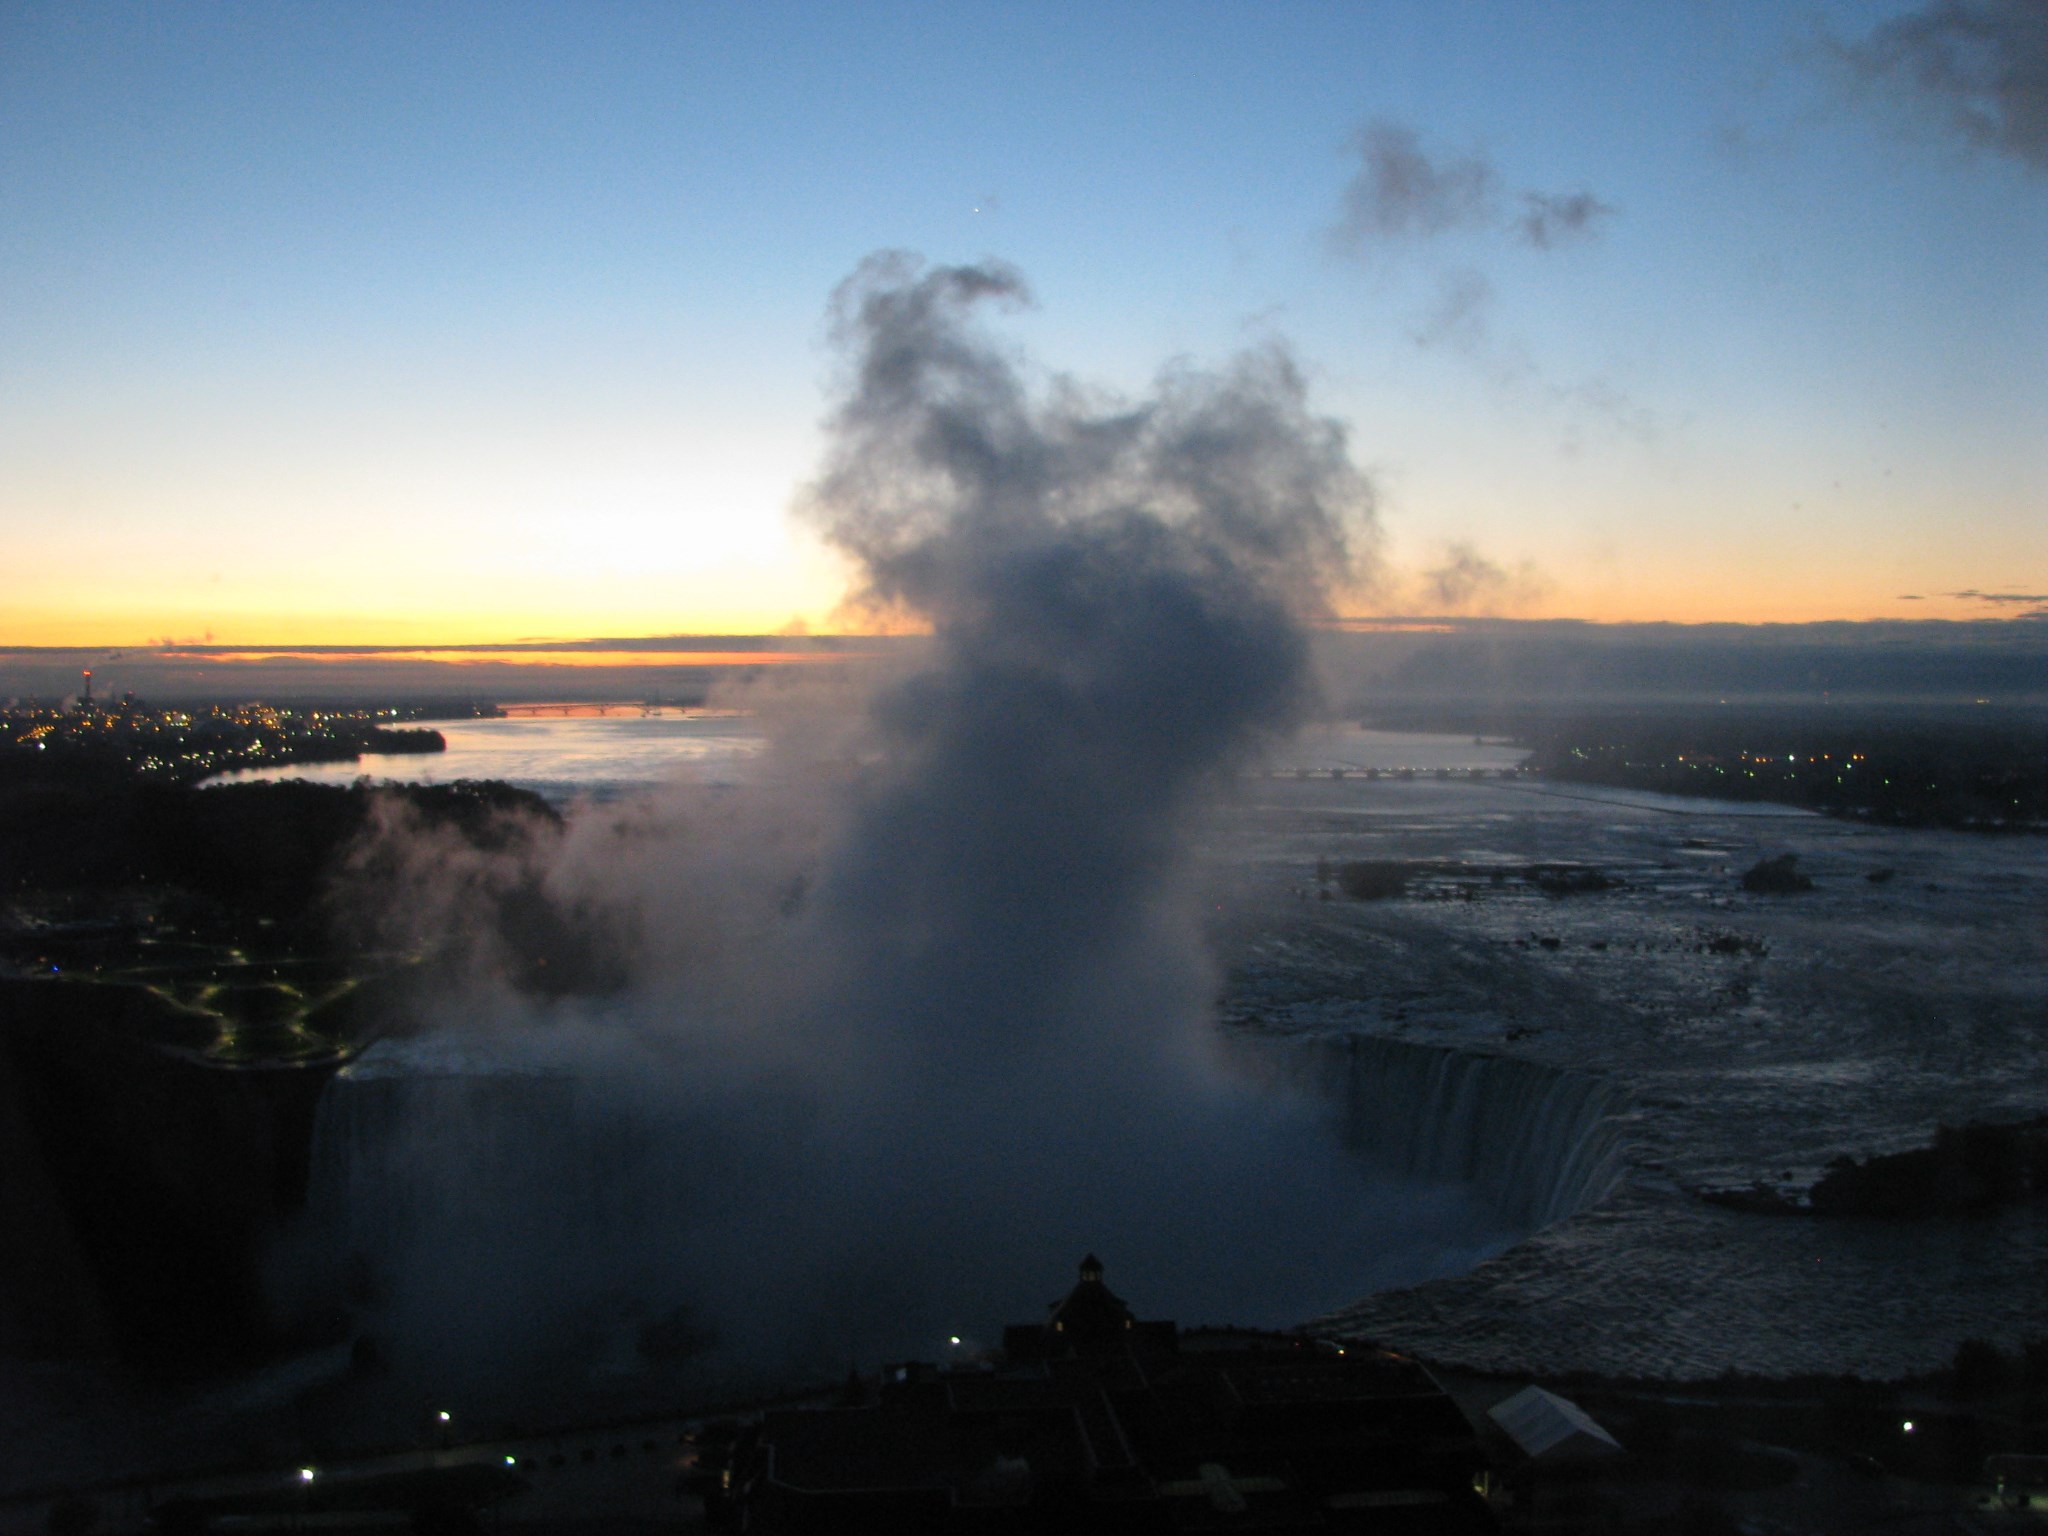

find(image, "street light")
[425,1408,454,1470]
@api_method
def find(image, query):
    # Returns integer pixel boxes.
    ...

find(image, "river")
[205,717,1528,800]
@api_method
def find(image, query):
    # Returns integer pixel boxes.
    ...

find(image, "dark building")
[717,1257,1497,1532]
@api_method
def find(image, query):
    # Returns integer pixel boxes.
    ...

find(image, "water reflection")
[204,711,764,801]
[207,719,1530,804]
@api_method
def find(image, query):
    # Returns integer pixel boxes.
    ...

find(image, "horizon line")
[5,611,2047,655]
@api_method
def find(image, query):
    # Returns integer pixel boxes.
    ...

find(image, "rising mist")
[281,255,1510,1398]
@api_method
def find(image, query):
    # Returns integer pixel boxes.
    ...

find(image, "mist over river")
[227,713,2048,1385]
[206,716,1526,801]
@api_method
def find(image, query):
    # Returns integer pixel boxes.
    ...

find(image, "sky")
[2,0,2043,647]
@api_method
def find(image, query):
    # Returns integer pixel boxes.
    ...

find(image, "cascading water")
[297,1040,570,1276]
[278,1025,1631,1405]
[1246,1033,1635,1230]
[1347,1037,1634,1227]
[278,1036,664,1367]
[297,1030,1630,1319]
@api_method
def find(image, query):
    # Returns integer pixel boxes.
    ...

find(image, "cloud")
[1404,271,1656,447]
[1551,375,1658,446]
[1329,119,1640,448]
[1417,542,1550,615]
[1947,587,2048,602]
[1330,119,1618,255]
[1840,0,2048,170]
[1410,268,1495,350]
[1945,588,2048,617]
[1516,190,1617,249]
[1330,121,1499,250]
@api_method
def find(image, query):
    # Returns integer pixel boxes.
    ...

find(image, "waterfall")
[281,1036,656,1351]
[1253,1034,1635,1230]
[280,1028,1630,1379]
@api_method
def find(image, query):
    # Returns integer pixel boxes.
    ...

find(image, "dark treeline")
[0,777,551,934]
[1811,1120,2048,1218]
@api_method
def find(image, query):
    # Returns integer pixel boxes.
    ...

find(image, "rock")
[1335,861,1412,900]
[1741,854,1813,894]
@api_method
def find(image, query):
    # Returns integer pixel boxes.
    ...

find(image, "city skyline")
[4,1,2043,645]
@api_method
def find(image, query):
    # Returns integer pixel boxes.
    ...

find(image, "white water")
[1326,1036,1634,1229]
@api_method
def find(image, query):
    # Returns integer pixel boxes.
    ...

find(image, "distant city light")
[437,1410,451,1422]
[948,1336,961,1346]
[299,1468,316,1483]
[1902,1420,1915,1434]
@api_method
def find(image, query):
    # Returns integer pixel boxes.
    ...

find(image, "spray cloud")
[296,254,1511,1398]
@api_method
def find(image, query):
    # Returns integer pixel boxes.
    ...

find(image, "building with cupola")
[712,1255,1497,1533]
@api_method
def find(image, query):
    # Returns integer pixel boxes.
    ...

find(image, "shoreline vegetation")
[1699,1118,2048,1220]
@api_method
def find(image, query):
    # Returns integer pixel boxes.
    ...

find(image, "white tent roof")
[1487,1386,1623,1463]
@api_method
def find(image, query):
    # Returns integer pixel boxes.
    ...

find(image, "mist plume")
[292,255,1506,1400]
[795,252,1369,1086]
[1419,542,1548,616]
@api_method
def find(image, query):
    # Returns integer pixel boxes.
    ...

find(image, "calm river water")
[205,718,1529,801]
[203,710,766,800]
